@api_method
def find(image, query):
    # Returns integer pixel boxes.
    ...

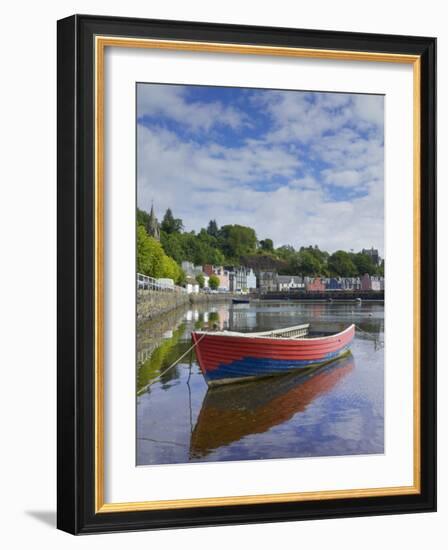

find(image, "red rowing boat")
[192,323,355,386]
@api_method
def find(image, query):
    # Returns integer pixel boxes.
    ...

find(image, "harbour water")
[137,300,384,466]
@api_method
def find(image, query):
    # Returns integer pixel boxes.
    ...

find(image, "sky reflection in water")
[137,301,384,466]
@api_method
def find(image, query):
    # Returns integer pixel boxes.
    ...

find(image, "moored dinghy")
[192,323,355,386]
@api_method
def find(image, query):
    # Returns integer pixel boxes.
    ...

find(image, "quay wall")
[189,293,233,305]
[260,290,384,301]
[137,291,234,324]
[137,289,189,323]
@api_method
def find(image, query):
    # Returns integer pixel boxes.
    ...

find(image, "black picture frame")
[57,14,436,534]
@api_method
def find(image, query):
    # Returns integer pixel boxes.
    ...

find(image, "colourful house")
[360,273,371,290]
[305,277,326,292]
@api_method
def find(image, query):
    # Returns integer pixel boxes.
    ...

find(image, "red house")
[203,264,214,277]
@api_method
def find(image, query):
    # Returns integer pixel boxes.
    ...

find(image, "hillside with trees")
[136,207,384,281]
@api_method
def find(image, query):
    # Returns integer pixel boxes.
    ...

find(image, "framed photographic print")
[57,14,436,534]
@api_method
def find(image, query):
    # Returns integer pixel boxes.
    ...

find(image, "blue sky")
[137,83,384,254]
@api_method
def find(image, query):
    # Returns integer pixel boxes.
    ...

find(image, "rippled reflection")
[190,354,354,459]
[136,301,384,466]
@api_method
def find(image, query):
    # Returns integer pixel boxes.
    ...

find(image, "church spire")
[147,201,160,241]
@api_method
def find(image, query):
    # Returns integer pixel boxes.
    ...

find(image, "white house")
[277,275,304,291]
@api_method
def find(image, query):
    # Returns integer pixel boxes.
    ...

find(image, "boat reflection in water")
[190,353,355,459]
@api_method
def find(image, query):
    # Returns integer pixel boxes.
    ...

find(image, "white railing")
[137,273,187,293]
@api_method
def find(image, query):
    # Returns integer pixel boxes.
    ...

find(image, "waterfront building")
[181,261,195,277]
[370,276,382,291]
[234,266,257,292]
[214,266,230,291]
[327,277,342,290]
[184,276,200,294]
[277,275,304,291]
[360,273,372,290]
[341,277,361,290]
[202,265,256,292]
[246,268,257,291]
[182,261,207,283]
[202,274,210,289]
[225,266,237,292]
[305,277,326,292]
[258,271,278,293]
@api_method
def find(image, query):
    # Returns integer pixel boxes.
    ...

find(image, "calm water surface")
[137,301,384,465]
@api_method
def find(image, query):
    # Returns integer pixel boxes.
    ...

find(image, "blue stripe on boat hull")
[204,347,351,385]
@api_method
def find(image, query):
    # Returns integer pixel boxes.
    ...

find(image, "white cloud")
[137,84,247,132]
[137,86,384,255]
[138,121,384,255]
[253,90,383,145]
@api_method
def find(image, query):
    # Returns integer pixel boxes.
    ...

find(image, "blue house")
[327,277,342,290]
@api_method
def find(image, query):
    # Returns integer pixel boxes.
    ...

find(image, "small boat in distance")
[192,323,355,386]
[232,297,250,304]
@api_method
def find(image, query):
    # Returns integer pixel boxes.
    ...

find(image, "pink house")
[214,266,230,291]
[305,277,326,292]
[360,273,371,290]
[202,265,230,291]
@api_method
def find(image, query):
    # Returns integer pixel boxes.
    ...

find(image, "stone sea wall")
[137,290,237,326]
[137,289,189,324]
[189,293,233,305]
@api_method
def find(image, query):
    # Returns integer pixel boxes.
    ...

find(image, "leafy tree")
[276,245,296,261]
[209,274,220,290]
[137,225,185,283]
[162,255,182,282]
[294,249,322,276]
[328,250,357,277]
[160,231,185,264]
[219,224,257,260]
[206,219,219,238]
[352,252,377,276]
[161,208,183,234]
[196,273,205,289]
[137,208,150,229]
[259,238,274,252]
[136,225,165,278]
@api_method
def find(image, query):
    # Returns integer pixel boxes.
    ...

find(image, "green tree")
[161,208,183,234]
[294,249,322,276]
[328,250,357,277]
[137,207,150,229]
[352,252,377,276]
[196,273,205,289]
[206,219,219,238]
[162,255,181,282]
[137,225,186,284]
[219,224,257,260]
[136,225,165,278]
[160,231,185,264]
[259,238,274,252]
[209,274,220,290]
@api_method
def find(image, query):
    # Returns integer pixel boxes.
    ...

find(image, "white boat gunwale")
[193,323,355,342]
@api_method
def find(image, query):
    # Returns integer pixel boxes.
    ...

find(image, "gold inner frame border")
[94,36,421,513]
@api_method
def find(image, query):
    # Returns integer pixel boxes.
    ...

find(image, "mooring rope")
[137,331,208,394]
